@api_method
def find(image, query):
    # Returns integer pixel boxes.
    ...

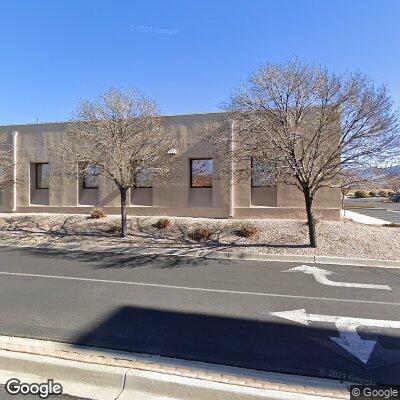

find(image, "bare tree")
[55,88,178,237]
[335,168,376,207]
[206,60,399,247]
[387,176,400,193]
[336,170,361,207]
[0,134,15,190]
[382,168,400,193]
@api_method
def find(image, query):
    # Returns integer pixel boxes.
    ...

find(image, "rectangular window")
[36,163,49,189]
[83,163,100,189]
[190,159,213,188]
[251,158,275,187]
[134,166,152,188]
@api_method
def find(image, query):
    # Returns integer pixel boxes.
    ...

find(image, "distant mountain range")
[380,165,400,176]
[357,165,400,179]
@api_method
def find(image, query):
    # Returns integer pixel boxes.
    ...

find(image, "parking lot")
[344,197,400,223]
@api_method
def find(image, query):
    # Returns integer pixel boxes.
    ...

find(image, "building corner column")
[229,120,234,218]
[12,131,18,212]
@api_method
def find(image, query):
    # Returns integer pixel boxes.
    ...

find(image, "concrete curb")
[1,242,400,268]
[0,350,126,400]
[0,336,349,400]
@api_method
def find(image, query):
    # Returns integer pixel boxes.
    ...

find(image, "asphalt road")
[0,246,399,386]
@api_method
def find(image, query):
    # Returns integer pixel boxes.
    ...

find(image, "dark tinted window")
[190,159,213,188]
[36,163,49,189]
[251,158,274,187]
[135,166,152,188]
[83,164,100,189]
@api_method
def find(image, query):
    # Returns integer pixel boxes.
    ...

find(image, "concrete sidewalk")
[0,335,348,400]
[341,209,388,225]
[347,208,400,224]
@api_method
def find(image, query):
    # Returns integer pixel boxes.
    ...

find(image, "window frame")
[251,157,275,188]
[35,163,50,189]
[82,163,100,189]
[190,158,213,188]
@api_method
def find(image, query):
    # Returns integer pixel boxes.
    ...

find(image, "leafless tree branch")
[203,59,400,247]
[53,88,179,236]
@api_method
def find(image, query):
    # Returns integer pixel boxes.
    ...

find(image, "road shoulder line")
[0,270,398,305]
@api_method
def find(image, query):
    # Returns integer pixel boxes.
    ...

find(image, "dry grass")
[153,218,172,230]
[88,208,107,219]
[234,223,260,238]
[0,213,399,260]
[188,227,214,242]
[383,223,400,228]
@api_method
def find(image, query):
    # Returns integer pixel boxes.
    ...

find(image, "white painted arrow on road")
[271,308,400,329]
[285,265,391,290]
[330,319,377,364]
[271,309,400,364]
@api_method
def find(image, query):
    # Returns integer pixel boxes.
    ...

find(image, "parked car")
[389,192,400,202]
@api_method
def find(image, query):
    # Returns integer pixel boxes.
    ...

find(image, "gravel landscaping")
[0,213,399,261]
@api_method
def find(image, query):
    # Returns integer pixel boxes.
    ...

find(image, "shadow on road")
[71,305,400,385]
[2,246,231,270]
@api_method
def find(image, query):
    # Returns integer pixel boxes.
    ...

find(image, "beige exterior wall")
[0,113,340,220]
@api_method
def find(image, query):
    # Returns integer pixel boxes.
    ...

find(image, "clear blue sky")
[0,0,399,125]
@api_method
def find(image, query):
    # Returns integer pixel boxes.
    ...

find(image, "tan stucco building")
[0,113,340,219]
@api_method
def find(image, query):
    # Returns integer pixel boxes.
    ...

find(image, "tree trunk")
[303,189,317,248]
[120,188,128,237]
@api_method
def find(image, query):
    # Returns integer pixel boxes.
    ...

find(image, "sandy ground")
[0,213,399,261]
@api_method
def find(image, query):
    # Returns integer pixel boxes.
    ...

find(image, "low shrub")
[105,221,121,234]
[89,208,107,219]
[235,223,259,238]
[153,218,171,229]
[368,191,376,197]
[378,190,388,197]
[188,227,213,241]
[354,190,367,198]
